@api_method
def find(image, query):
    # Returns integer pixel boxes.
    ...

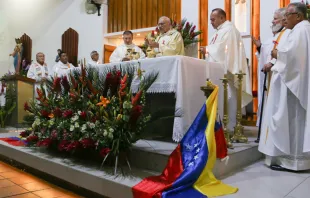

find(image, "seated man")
[109,31,145,63]
[147,16,185,56]
[52,51,74,77]
[88,50,101,66]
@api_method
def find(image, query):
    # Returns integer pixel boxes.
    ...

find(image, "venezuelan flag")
[132,86,237,198]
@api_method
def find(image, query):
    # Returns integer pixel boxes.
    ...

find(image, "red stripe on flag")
[132,144,184,198]
[215,126,227,159]
[0,138,26,147]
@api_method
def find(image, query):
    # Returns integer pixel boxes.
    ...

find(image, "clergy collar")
[123,43,135,48]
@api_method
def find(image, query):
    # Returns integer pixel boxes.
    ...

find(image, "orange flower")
[48,113,54,119]
[96,96,110,107]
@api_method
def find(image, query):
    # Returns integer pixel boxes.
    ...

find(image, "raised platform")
[0,127,263,198]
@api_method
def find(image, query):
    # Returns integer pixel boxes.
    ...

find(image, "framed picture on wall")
[232,0,251,36]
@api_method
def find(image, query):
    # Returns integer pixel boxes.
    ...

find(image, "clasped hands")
[262,49,278,73]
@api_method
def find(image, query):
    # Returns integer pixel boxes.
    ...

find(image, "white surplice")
[154,29,185,56]
[256,29,290,126]
[258,20,310,171]
[87,60,100,66]
[52,61,74,77]
[206,21,252,131]
[27,62,49,96]
[109,43,146,63]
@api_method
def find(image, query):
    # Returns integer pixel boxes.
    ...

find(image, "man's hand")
[271,49,278,59]
[263,63,273,72]
[122,57,130,62]
[200,47,206,54]
[252,36,261,48]
[148,40,159,48]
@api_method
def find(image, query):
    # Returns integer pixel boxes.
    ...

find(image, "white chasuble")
[109,43,146,63]
[155,29,185,56]
[27,62,49,96]
[206,21,252,131]
[258,20,310,171]
[52,62,74,77]
[256,29,290,126]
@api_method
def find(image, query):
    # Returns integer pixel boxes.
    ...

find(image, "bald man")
[147,16,185,56]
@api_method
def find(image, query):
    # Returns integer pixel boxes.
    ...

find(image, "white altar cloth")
[89,56,227,142]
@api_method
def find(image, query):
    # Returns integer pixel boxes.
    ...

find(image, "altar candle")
[224,45,228,74]
[205,48,209,62]
[239,42,242,72]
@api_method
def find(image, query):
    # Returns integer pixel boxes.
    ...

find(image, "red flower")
[131,91,142,106]
[27,135,38,143]
[51,129,58,139]
[80,111,87,120]
[37,138,53,147]
[53,77,62,93]
[61,76,70,92]
[24,102,31,112]
[20,131,30,137]
[100,148,111,157]
[63,110,73,118]
[80,138,95,149]
[40,110,50,118]
[53,108,62,118]
[66,141,81,152]
[190,25,196,33]
[58,140,70,151]
[129,105,143,125]
[151,30,155,37]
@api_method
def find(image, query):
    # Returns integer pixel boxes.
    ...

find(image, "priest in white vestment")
[52,51,74,77]
[109,31,145,63]
[254,8,290,126]
[87,50,101,66]
[147,16,185,56]
[201,8,252,131]
[27,52,49,95]
[258,3,310,171]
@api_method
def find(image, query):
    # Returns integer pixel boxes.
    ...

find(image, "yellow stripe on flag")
[193,86,238,197]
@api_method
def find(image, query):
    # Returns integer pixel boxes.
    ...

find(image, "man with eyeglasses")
[253,8,290,127]
[146,16,185,56]
[258,2,310,172]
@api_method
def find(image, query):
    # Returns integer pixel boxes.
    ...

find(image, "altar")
[92,56,226,142]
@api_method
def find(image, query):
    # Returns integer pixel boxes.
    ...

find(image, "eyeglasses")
[285,12,299,17]
[157,23,166,26]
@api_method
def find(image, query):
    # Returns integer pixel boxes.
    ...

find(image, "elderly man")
[147,16,185,56]
[201,8,252,131]
[88,50,101,66]
[109,31,145,63]
[27,52,49,95]
[253,8,290,126]
[52,51,74,77]
[258,2,310,171]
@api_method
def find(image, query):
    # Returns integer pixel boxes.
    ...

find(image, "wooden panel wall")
[279,0,290,8]
[103,44,116,63]
[199,0,208,47]
[61,28,79,66]
[225,0,232,21]
[20,34,32,62]
[108,0,181,33]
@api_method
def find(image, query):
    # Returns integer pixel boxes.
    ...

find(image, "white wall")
[182,0,199,27]
[0,0,106,76]
[260,0,279,42]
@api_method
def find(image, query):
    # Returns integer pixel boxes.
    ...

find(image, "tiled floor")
[219,160,310,198]
[0,161,81,198]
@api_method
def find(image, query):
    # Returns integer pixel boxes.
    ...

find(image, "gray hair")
[275,8,286,19]
[288,2,307,19]
[36,52,44,58]
[90,50,98,57]
[159,16,171,25]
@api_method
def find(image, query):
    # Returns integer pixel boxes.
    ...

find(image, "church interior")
[0,0,310,197]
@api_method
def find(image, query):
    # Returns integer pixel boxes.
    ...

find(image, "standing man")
[147,16,185,56]
[201,8,252,131]
[52,51,74,77]
[109,31,145,63]
[253,8,290,126]
[27,52,49,95]
[259,2,310,171]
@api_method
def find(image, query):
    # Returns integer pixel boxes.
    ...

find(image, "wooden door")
[103,44,116,63]
[62,28,79,66]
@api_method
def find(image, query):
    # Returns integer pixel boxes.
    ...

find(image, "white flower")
[70,125,75,131]
[103,130,108,136]
[89,123,95,129]
[81,124,87,132]
[71,115,79,122]
[109,128,114,133]
[34,118,41,125]
[95,120,100,126]
[75,122,79,128]
[108,133,113,139]
[78,111,81,115]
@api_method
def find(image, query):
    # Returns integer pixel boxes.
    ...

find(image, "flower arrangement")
[22,64,158,168]
[143,18,202,50]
